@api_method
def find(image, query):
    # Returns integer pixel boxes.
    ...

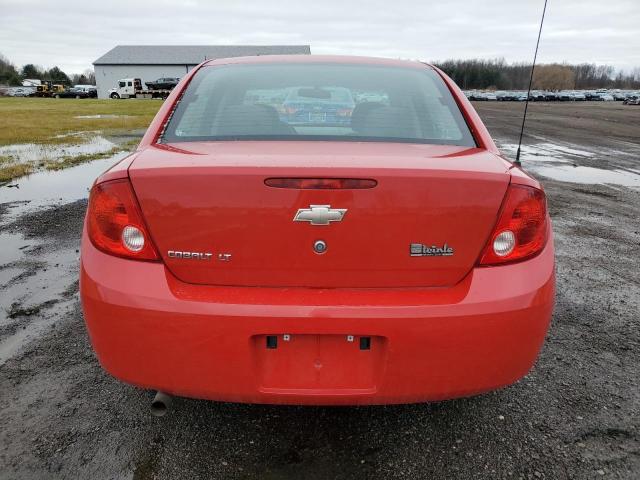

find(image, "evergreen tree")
[0,54,21,86]
[45,66,71,85]
[20,63,44,79]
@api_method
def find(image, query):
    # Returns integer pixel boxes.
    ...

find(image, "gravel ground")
[0,102,639,479]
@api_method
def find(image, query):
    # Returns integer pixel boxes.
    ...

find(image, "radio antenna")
[514,0,548,167]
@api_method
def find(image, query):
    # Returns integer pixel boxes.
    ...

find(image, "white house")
[92,45,311,99]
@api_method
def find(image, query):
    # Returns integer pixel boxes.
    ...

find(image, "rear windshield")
[162,63,476,146]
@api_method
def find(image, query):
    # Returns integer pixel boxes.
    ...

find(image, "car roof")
[203,55,434,70]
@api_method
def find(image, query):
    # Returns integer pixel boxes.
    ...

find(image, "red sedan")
[80,55,555,407]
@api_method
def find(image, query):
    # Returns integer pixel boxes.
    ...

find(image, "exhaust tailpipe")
[151,391,172,417]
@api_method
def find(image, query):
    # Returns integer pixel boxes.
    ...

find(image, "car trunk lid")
[128,141,510,288]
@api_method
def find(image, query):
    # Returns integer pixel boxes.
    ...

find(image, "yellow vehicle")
[35,82,65,97]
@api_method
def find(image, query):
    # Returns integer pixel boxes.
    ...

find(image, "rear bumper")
[80,230,555,405]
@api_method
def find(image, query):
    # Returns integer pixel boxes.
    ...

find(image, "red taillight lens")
[87,179,159,261]
[479,184,548,266]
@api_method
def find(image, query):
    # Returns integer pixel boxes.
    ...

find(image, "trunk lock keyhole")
[313,240,327,254]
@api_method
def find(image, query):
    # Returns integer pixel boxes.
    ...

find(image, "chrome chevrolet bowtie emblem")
[293,205,347,225]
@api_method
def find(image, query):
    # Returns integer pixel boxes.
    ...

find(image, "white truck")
[108,78,173,99]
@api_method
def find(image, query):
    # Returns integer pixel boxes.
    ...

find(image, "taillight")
[478,184,548,266]
[87,179,159,261]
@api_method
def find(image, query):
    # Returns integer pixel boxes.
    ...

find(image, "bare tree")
[533,64,576,91]
[83,68,96,85]
[436,59,640,90]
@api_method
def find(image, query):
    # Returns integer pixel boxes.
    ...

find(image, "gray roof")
[93,45,311,65]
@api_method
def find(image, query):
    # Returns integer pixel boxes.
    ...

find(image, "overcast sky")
[1,0,639,74]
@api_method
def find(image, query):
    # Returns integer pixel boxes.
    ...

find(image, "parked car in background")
[469,92,498,101]
[529,91,546,101]
[74,85,98,98]
[5,87,33,97]
[145,77,180,90]
[54,87,90,99]
[498,91,517,101]
[280,86,356,125]
[470,92,487,101]
[356,91,388,103]
[623,95,640,105]
[464,89,629,102]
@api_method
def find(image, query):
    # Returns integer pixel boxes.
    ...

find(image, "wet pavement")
[0,102,639,479]
[0,155,120,216]
[0,156,122,367]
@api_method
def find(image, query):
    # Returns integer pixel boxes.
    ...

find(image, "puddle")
[74,114,133,119]
[498,142,593,164]
[531,165,640,187]
[0,136,116,164]
[497,140,640,188]
[0,154,126,217]
[53,130,101,139]
[526,142,594,159]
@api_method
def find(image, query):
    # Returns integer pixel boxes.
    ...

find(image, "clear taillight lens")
[87,179,159,261]
[492,230,516,257]
[121,225,145,252]
[479,184,549,266]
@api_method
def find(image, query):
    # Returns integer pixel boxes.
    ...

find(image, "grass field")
[0,97,161,146]
[0,97,162,182]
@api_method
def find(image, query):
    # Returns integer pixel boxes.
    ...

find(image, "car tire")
[75,95,81,99]
[110,93,120,99]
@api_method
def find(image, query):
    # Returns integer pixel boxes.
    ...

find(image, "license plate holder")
[253,334,386,391]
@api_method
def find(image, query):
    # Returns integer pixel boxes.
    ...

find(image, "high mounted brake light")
[478,184,549,266]
[87,179,159,261]
[265,178,377,189]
